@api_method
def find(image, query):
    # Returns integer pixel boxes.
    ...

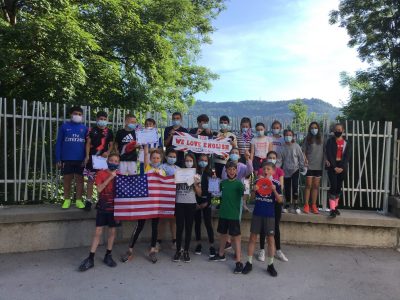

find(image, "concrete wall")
[0,205,399,254]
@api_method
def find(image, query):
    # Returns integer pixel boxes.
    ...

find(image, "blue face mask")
[272,128,280,135]
[151,162,161,168]
[229,154,240,161]
[256,130,264,137]
[107,163,119,171]
[284,136,293,143]
[198,161,208,168]
[127,123,137,130]
[97,120,108,127]
[172,120,181,127]
[201,123,209,130]
[167,157,177,165]
[311,128,318,136]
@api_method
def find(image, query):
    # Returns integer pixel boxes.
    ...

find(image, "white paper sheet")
[175,168,197,185]
[92,155,108,170]
[136,128,159,145]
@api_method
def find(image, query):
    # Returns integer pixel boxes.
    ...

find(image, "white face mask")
[185,161,194,168]
[71,115,82,123]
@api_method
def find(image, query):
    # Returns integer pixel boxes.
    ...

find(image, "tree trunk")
[1,0,18,25]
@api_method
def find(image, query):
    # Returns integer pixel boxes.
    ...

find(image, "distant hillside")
[188,98,340,121]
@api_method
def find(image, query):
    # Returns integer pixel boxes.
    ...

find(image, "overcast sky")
[196,0,366,107]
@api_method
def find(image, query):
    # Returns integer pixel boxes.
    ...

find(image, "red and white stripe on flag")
[114,173,176,220]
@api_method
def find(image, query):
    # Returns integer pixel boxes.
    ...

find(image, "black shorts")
[217,218,241,236]
[95,210,121,228]
[250,215,275,235]
[306,170,323,177]
[62,160,84,175]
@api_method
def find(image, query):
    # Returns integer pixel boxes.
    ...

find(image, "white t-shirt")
[251,136,270,159]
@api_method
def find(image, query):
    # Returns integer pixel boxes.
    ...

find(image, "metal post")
[383,122,393,214]
[391,128,398,196]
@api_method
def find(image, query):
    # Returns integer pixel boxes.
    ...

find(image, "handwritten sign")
[172,132,232,156]
[175,168,197,185]
[136,128,159,145]
[92,155,108,170]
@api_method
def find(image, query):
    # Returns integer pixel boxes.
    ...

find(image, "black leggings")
[175,203,197,251]
[260,203,282,251]
[284,170,299,204]
[194,206,214,244]
[328,168,345,198]
[128,218,159,249]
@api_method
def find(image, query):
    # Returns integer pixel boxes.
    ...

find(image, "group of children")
[55,107,351,276]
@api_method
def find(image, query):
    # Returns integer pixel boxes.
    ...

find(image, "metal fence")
[0,98,397,213]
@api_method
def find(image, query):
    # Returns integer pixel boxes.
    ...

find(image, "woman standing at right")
[302,122,324,214]
[325,123,352,218]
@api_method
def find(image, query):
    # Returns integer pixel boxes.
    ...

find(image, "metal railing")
[0,98,396,213]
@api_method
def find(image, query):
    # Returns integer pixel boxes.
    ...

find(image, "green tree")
[288,99,308,132]
[330,1,400,127]
[0,0,224,111]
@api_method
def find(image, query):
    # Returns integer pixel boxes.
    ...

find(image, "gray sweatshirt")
[280,143,305,177]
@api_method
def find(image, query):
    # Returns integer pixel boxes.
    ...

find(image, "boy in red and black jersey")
[78,154,121,272]
[84,111,114,211]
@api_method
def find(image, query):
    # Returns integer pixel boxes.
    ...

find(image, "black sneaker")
[194,244,202,255]
[241,261,253,274]
[84,201,92,212]
[329,210,337,218]
[173,251,182,262]
[78,257,94,272]
[103,254,117,267]
[234,262,244,274]
[224,242,232,250]
[209,253,226,262]
[267,264,278,277]
[149,251,158,264]
[209,246,216,258]
[183,251,191,263]
[335,209,341,216]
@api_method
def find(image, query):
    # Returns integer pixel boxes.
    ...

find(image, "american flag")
[113,173,176,220]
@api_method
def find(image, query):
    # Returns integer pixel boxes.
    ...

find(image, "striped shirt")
[237,133,253,155]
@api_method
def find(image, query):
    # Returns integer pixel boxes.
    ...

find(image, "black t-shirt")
[88,126,114,155]
[188,127,215,138]
[164,125,189,166]
[115,128,138,161]
[196,170,212,205]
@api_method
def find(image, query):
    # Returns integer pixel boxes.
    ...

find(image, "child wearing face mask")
[269,120,285,168]
[325,123,351,218]
[280,129,305,215]
[236,117,254,163]
[55,106,88,210]
[164,112,188,167]
[115,114,140,175]
[157,149,180,250]
[250,122,273,171]
[214,116,237,178]
[173,153,202,263]
[194,154,216,258]
[302,122,324,214]
[84,111,114,211]
[78,154,121,271]
[139,118,163,174]
[121,146,166,264]
[221,147,253,250]
[257,151,288,263]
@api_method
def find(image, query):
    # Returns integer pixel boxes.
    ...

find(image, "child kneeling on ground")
[209,161,245,274]
[242,162,283,277]
[79,154,121,271]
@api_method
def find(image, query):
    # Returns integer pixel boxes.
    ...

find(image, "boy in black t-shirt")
[115,114,140,175]
[164,112,188,167]
[84,111,114,211]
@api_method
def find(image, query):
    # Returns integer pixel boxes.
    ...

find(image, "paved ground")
[1,243,399,300]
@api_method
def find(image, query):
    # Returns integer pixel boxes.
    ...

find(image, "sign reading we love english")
[172,132,232,156]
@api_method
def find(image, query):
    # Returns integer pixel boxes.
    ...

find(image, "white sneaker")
[282,208,288,213]
[275,250,288,262]
[295,208,301,214]
[257,249,265,262]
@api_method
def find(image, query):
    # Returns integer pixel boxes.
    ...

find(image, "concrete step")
[1,204,399,254]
